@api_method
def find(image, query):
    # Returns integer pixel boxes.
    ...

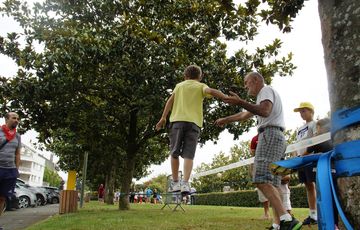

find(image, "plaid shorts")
[169,122,200,160]
[253,127,286,187]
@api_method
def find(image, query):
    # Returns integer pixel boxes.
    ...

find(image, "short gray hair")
[246,72,264,83]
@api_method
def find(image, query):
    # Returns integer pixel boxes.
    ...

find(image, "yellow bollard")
[66,170,76,190]
[59,170,78,214]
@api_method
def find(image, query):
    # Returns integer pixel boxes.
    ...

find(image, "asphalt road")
[0,204,59,230]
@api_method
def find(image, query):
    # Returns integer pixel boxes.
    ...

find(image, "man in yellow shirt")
[156,65,227,193]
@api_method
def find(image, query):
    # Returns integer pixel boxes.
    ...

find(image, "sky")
[0,1,330,183]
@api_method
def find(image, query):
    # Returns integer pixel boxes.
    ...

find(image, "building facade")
[18,143,46,187]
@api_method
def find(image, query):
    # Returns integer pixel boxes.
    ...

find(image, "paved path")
[0,204,59,230]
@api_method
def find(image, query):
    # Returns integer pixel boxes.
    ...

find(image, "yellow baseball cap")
[293,102,314,112]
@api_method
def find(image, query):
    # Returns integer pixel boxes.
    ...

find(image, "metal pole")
[80,151,88,208]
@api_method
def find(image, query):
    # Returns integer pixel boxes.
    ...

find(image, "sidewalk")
[0,204,59,230]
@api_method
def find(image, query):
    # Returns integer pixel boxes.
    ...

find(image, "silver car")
[14,184,37,208]
[16,179,47,206]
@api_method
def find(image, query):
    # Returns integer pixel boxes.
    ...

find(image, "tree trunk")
[104,164,116,205]
[318,0,360,228]
[119,108,138,210]
[119,154,135,210]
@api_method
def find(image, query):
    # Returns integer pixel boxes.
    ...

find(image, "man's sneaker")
[181,181,190,193]
[302,216,317,225]
[168,180,180,192]
[266,225,277,230]
[280,217,302,230]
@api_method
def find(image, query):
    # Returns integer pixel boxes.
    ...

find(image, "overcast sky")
[0,0,330,182]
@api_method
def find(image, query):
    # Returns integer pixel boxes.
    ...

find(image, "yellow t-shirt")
[169,80,211,127]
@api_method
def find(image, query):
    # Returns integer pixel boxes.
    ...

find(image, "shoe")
[280,217,302,230]
[168,180,180,192]
[181,181,190,193]
[302,216,317,225]
[266,224,279,230]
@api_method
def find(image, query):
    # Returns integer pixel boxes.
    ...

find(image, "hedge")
[192,186,309,208]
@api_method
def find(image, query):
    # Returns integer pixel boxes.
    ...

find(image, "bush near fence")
[192,185,309,208]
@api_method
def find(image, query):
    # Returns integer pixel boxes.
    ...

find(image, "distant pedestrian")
[139,189,144,204]
[145,187,152,203]
[59,180,65,191]
[98,184,105,202]
[0,112,21,220]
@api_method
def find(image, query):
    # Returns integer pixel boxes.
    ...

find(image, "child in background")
[250,134,271,220]
[307,117,338,229]
[279,175,292,214]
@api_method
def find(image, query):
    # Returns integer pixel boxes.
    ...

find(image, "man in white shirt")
[216,72,301,230]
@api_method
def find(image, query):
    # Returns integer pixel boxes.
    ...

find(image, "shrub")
[192,186,308,208]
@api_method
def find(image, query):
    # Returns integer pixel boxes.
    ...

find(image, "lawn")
[28,202,311,230]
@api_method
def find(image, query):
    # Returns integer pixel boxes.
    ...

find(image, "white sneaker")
[169,180,180,192]
[181,181,190,193]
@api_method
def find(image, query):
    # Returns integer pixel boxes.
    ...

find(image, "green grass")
[27,202,311,230]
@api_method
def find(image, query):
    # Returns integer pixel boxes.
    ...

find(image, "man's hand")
[155,118,166,131]
[223,91,242,105]
[214,118,228,127]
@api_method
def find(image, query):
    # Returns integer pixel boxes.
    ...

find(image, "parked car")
[16,179,47,206]
[41,186,60,204]
[14,183,37,208]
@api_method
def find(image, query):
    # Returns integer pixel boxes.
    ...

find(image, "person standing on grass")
[293,102,318,226]
[98,184,105,202]
[306,117,339,229]
[0,112,21,222]
[215,72,302,230]
[156,65,228,194]
[153,188,158,204]
[138,189,144,204]
[250,134,271,220]
[145,187,152,203]
[279,175,292,215]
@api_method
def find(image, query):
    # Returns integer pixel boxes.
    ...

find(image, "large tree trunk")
[119,154,135,210]
[104,164,116,205]
[318,0,360,228]
[119,109,138,210]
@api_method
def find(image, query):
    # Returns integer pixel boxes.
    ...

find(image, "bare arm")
[204,88,228,100]
[155,94,175,130]
[214,111,253,127]
[224,91,273,117]
[15,148,21,169]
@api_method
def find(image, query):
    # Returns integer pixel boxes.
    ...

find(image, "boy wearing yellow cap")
[293,102,318,225]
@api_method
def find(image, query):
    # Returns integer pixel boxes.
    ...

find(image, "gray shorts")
[169,122,200,160]
[253,127,286,187]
